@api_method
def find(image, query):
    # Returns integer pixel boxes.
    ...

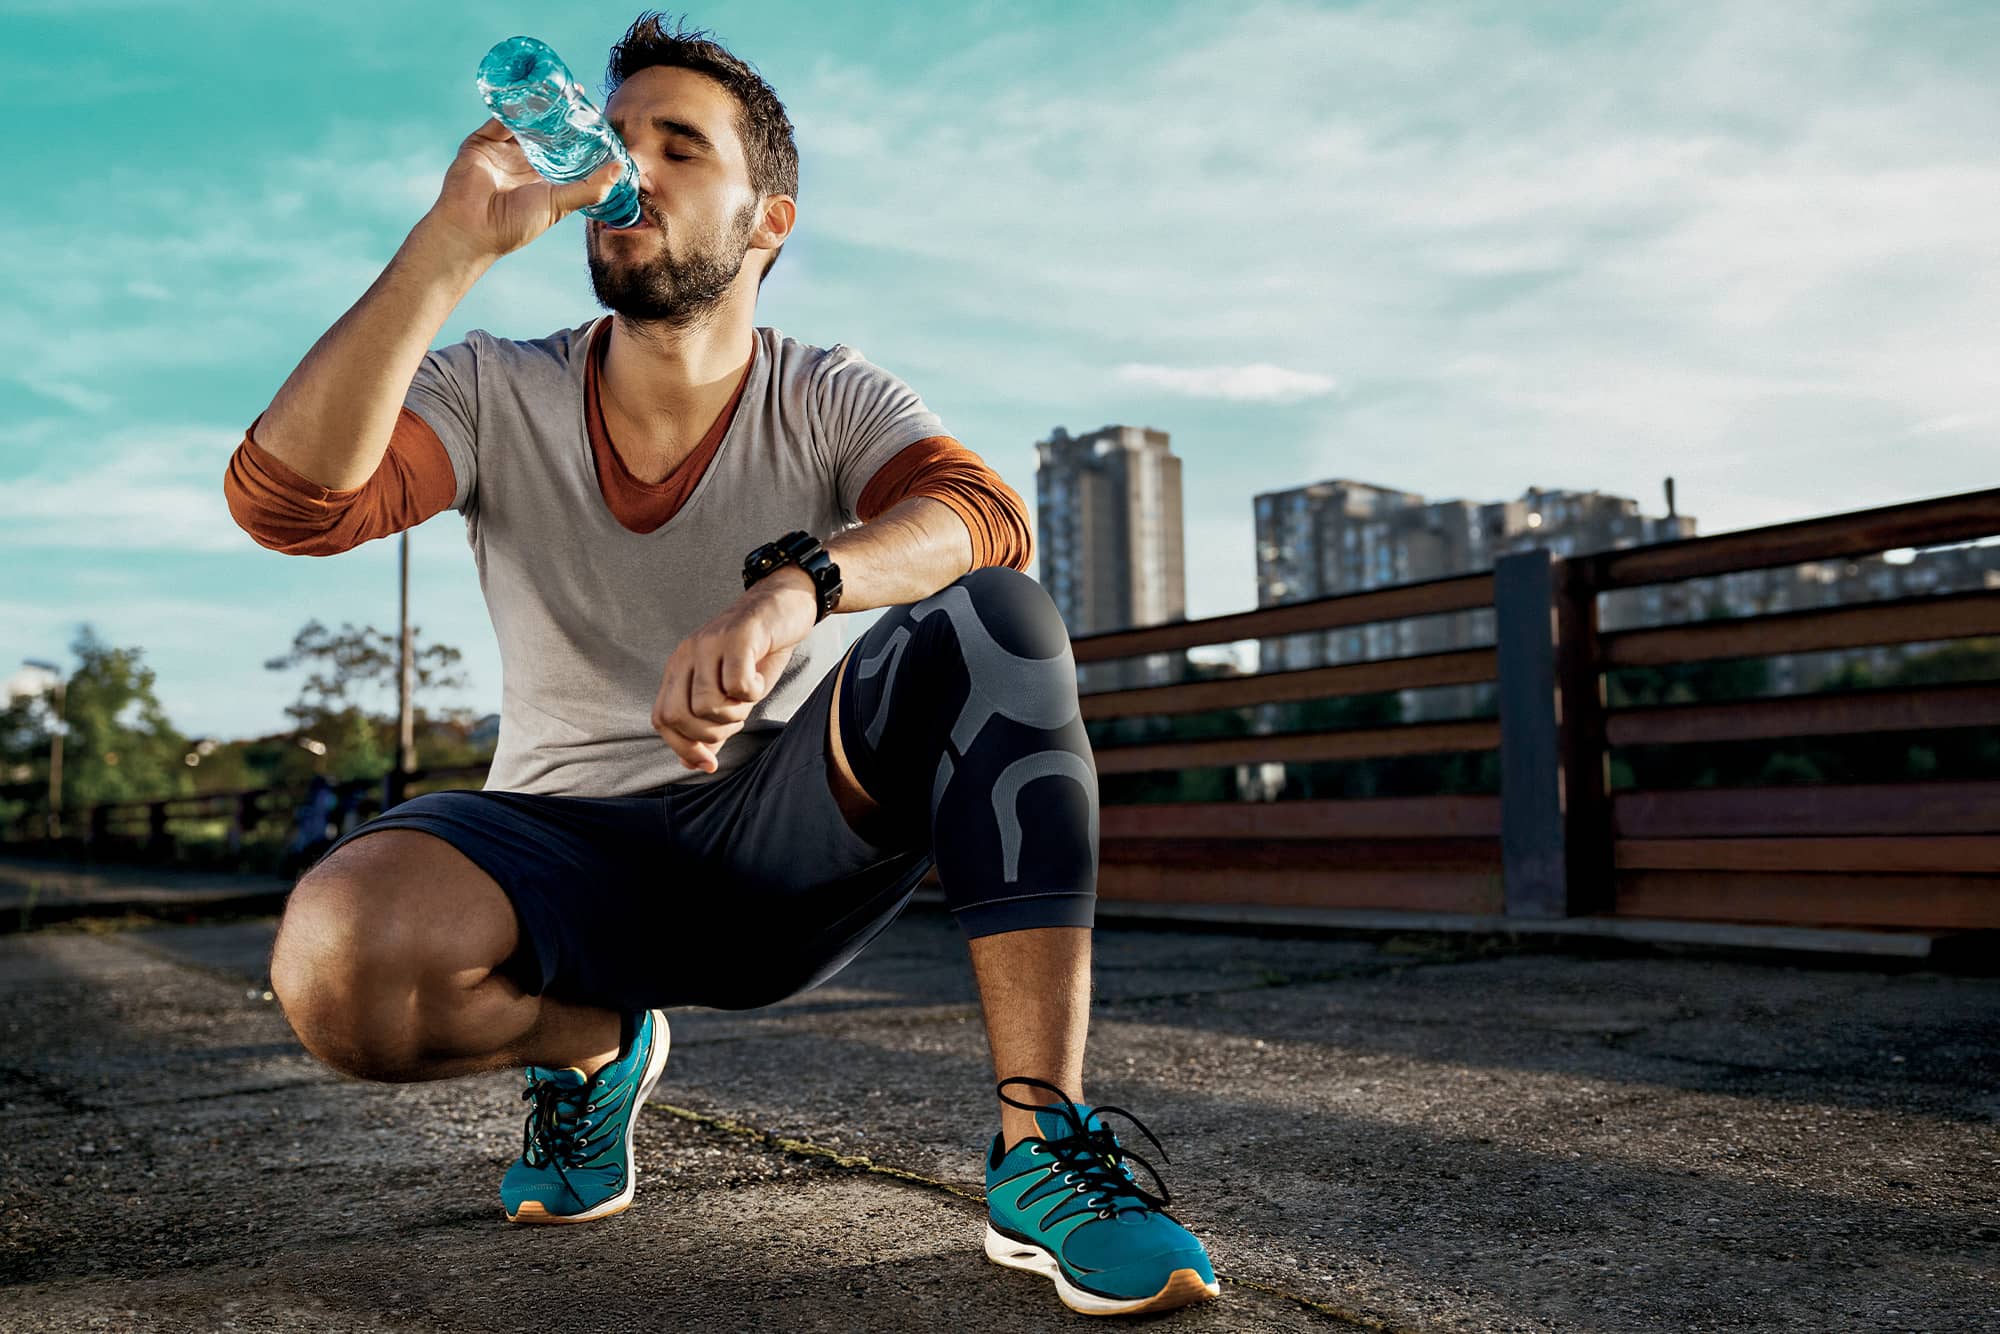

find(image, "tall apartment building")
[1035,425,1187,690]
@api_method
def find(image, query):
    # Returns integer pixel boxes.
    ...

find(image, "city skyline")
[5,1,1995,739]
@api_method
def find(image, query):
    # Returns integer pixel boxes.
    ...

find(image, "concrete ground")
[0,857,291,928]
[0,894,1994,1331]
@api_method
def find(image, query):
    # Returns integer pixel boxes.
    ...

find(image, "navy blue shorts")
[319,650,935,1015]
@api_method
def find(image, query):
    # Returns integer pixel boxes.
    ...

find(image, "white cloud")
[21,379,116,413]
[0,419,253,554]
[1909,412,1996,436]
[1114,363,1337,405]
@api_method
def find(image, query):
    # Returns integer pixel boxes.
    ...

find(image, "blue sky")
[3,0,1995,738]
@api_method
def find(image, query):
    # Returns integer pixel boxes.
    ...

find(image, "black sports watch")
[742,529,843,623]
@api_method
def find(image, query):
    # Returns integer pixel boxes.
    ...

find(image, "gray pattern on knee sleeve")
[992,751,1098,883]
[908,584,1078,752]
[857,625,912,750]
[930,751,954,821]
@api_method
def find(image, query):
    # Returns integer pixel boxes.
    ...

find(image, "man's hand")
[422,119,626,266]
[651,567,819,772]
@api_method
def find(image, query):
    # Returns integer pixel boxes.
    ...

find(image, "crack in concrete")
[676,960,1484,1049]
[651,1099,1381,1328]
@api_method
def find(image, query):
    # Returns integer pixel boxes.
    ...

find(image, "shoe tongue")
[1034,1101,1107,1142]
[528,1065,589,1089]
[1033,1102,1153,1224]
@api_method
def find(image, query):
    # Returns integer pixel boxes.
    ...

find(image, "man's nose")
[633,159,661,207]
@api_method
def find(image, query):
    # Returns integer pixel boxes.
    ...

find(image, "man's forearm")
[761,496,976,615]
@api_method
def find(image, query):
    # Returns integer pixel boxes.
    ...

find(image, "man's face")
[588,66,764,326]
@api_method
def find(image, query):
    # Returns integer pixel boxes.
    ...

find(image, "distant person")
[222,13,1214,1317]
[279,775,338,877]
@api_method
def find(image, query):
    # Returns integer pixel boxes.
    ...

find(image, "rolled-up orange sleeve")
[854,437,1033,573]
[224,408,459,556]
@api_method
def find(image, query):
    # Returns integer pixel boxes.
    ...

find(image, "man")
[224,13,1216,1318]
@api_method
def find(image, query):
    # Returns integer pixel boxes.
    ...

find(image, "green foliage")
[185,743,258,796]
[264,619,467,731]
[1606,605,1772,713]
[2,628,195,824]
[1887,635,2000,687]
[1,616,483,853]
[262,620,470,781]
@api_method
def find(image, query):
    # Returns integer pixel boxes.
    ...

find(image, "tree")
[0,628,194,826]
[263,620,469,780]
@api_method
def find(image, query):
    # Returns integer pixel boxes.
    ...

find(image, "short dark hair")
[605,12,798,285]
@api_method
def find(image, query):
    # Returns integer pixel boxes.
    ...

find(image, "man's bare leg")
[270,828,623,1082]
[968,927,1092,1147]
[827,642,1092,1147]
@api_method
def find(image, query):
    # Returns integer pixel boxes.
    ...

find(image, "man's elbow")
[223,445,360,556]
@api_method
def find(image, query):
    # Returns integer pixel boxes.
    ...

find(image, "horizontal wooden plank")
[1069,574,1495,663]
[1601,590,2000,668]
[1093,720,1502,773]
[1078,899,1957,959]
[1103,836,1502,872]
[1613,782,2000,837]
[1606,683,2000,746]
[1080,649,1497,720]
[1617,836,2000,875]
[1104,796,1504,840]
[1585,488,2000,589]
[1615,870,2000,930]
[1096,864,1505,915]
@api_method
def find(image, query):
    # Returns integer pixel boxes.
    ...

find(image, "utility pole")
[398,532,416,775]
[21,659,65,841]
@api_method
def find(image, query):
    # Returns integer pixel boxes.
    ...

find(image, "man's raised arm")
[248,119,621,490]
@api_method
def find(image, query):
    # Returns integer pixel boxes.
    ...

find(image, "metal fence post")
[1496,550,1612,917]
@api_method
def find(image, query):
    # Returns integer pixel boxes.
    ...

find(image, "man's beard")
[587,197,759,330]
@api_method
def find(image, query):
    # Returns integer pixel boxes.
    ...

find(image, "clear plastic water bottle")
[475,36,643,229]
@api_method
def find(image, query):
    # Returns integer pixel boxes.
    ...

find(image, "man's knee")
[946,564,1073,661]
[269,831,495,1081]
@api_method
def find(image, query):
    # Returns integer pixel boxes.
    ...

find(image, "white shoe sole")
[507,1010,671,1225]
[982,1224,1220,1316]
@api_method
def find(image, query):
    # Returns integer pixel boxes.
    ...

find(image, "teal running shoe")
[501,1009,669,1223]
[983,1076,1219,1316]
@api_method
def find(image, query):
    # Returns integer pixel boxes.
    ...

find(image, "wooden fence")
[65,765,492,864]
[1024,486,2000,944]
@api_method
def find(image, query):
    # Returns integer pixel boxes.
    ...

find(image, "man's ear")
[756,194,797,250]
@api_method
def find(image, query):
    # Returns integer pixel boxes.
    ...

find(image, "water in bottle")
[475,36,644,229]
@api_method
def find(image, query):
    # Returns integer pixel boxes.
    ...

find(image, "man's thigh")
[291,787,686,1013]
[277,826,521,981]
[670,650,932,895]
[661,655,937,1005]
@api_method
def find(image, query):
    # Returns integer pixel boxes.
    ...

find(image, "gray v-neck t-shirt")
[404,317,948,796]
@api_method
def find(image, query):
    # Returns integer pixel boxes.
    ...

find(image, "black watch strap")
[742,530,843,622]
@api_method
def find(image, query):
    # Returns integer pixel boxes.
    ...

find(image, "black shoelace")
[997,1076,1174,1220]
[520,1071,593,1199]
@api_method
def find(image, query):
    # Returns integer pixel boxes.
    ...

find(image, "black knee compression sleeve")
[834,565,1098,938]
